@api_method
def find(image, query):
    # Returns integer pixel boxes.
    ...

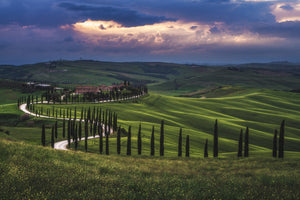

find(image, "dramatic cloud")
[0,0,300,64]
[271,2,300,22]
[58,2,175,27]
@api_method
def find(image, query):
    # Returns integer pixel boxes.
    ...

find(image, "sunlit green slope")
[35,89,300,157]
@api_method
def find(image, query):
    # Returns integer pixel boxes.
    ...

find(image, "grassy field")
[1,138,299,200]
[33,88,300,158]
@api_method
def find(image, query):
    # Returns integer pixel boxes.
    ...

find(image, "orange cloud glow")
[67,19,284,53]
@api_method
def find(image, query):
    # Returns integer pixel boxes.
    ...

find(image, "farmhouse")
[75,83,125,94]
[75,86,99,94]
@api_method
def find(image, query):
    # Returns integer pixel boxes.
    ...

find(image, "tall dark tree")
[204,139,208,158]
[99,124,103,154]
[213,119,218,158]
[137,123,142,155]
[238,129,243,157]
[74,124,78,151]
[160,120,164,156]
[78,121,82,141]
[93,121,97,138]
[117,126,121,155]
[185,135,190,157]
[127,125,131,156]
[51,126,55,148]
[151,125,155,156]
[244,127,249,157]
[178,128,182,157]
[67,119,71,148]
[41,124,46,146]
[278,120,285,158]
[105,133,109,155]
[273,129,278,158]
[62,119,65,138]
[55,121,58,139]
[85,120,88,152]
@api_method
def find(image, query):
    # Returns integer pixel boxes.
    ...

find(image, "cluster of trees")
[273,120,285,158]
[17,84,147,107]
[41,106,118,151]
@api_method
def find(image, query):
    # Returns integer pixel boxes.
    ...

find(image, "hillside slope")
[1,138,299,199]
[1,60,300,96]
[34,89,300,157]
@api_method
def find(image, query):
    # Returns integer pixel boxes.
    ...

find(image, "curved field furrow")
[31,89,300,156]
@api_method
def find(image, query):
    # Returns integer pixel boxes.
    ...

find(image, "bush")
[20,113,30,121]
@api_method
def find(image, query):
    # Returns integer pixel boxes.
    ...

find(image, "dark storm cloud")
[0,0,72,27]
[280,4,294,11]
[133,0,276,25]
[0,0,173,28]
[57,2,175,27]
[253,21,300,39]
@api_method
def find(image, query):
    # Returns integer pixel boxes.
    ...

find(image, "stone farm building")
[75,83,125,94]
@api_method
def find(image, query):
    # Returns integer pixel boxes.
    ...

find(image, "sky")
[1,0,300,65]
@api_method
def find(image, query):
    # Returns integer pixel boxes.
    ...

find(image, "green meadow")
[1,138,300,200]
[33,88,300,158]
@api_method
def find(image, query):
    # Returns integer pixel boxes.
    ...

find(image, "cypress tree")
[79,121,82,141]
[41,124,46,146]
[160,120,164,156]
[244,127,249,157]
[178,128,182,157]
[238,129,243,157]
[185,135,190,157]
[117,126,121,155]
[204,139,208,157]
[127,125,131,156]
[51,126,54,148]
[105,111,108,135]
[151,125,155,156]
[62,119,65,138]
[213,119,218,158]
[99,123,103,154]
[93,121,97,138]
[67,119,71,148]
[273,129,278,158]
[89,119,93,135]
[106,133,109,155]
[92,106,96,123]
[74,124,78,151]
[137,123,142,155]
[278,120,285,158]
[87,107,91,122]
[85,120,88,152]
[55,121,58,139]
[108,111,111,135]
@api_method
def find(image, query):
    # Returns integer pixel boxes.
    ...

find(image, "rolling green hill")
[1,60,300,96]
[34,89,300,157]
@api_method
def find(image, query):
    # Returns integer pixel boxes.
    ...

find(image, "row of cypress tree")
[42,118,286,158]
